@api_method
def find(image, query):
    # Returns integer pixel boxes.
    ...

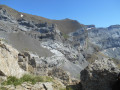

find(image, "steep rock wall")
[0,40,25,78]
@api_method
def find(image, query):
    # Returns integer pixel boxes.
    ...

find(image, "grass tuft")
[2,74,53,86]
[62,33,69,39]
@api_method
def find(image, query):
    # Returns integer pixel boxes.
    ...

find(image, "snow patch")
[86,28,92,30]
[104,50,106,52]
[112,48,115,51]
[21,14,23,17]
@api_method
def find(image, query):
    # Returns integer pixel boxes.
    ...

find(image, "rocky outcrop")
[41,40,88,78]
[18,51,49,76]
[0,40,25,78]
[80,58,120,90]
[18,51,78,85]
[48,68,72,85]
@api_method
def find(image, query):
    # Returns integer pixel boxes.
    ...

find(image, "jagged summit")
[0,5,20,19]
[0,5,84,34]
[108,24,120,30]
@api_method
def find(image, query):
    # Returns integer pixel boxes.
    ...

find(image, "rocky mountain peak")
[86,25,95,28]
[108,24,120,30]
[0,5,21,20]
[0,5,84,34]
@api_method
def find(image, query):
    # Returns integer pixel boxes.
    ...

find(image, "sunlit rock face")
[0,41,25,78]
[88,25,120,59]
[88,25,120,49]
[69,24,120,60]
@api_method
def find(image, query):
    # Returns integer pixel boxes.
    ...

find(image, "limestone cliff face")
[0,40,25,78]
[0,5,88,80]
[80,58,120,90]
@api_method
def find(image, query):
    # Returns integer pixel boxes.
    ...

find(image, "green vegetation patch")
[59,87,73,90]
[2,74,53,86]
[109,58,120,68]
[0,38,8,43]
[0,87,8,90]
[62,33,69,39]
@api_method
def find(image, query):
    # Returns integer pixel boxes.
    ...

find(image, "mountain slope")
[0,5,88,79]
[0,5,84,34]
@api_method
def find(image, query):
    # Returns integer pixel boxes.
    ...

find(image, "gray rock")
[0,41,25,78]
[80,58,120,90]
[48,68,72,85]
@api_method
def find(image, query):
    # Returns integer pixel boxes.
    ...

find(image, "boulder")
[80,58,120,90]
[48,68,72,85]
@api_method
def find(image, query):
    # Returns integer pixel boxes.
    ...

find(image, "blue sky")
[0,0,120,27]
